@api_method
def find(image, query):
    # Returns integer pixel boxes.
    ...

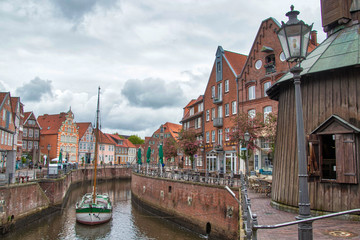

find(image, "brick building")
[37,109,79,163]
[22,111,41,163]
[144,122,182,167]
[0,92,16,169]
[180,95,204,170]
[203,46,247,175]
[237,17,318,172]
[77,122,95,164]
[10,97,24,162]
[106,133,130,165]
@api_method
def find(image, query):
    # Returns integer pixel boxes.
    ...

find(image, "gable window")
[265,54,276,74]
[264,81,271,97]
[225,79,229,92]
[248,86,255,100]
[232,101,237,114]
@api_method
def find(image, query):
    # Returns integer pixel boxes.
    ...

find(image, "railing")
[134,165,242,187]
[235,173,360,240]
[213,97,222,104]
[213,117,223,127]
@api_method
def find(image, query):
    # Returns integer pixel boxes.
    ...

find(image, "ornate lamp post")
[277,5,313,240]
[244,131,250,178]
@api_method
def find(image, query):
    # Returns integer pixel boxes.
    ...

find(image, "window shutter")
[307,134,320,181]
[336,134,357,184]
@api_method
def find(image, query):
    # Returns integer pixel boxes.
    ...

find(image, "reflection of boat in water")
[75,220,111,239]
[75,87,112,225]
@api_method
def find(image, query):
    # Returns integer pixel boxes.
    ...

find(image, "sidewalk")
[248,190,360,239]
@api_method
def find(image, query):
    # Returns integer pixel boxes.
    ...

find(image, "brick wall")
[131,173,239,239]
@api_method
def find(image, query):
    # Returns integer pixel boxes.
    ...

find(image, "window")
[206,110,210,121]
[198,103,203,112]
[197,117,201,129]
[248,86,255,100]
[265,54,276,74]
[248,109,256,119]
[197,155,203,167]
[190,107,194,116]
[218,106,222,118]
[211,86,215,98]
[218,129,222,145]
[217,82,222,100]
[29,129,33,138]
[23,140,27,149]
[225,128,230,141]
[34,129,39,138]
[232,101,237,115]
[255,59,262,69]
[23,128,27,137]
[225,103,229,116]
[225,79,229,92]
[206,132,209,143]
[211,130,215,143]
[264,106,272,122]
[280,52,286,62]
[28,141,33,149]
[211,108,215,121]
[264,82,271,97]
[34,141,38,149]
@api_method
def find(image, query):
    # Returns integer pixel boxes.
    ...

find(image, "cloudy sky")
[0,0,325,138]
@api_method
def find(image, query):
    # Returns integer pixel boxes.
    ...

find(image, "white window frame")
[248,86,255,100]
[206,132,210,143]
[232,101,237,115]
[264,81,271,97]
[248,109,256,119]
[211,86,215,98]
[211,108,215,121]
[225,79,229,92]
[264,106,272,122]
[211,130,215,143]
[206,110,210,121]
[225,128,230,141]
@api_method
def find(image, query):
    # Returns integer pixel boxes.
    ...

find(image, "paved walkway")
[248,190,360,239]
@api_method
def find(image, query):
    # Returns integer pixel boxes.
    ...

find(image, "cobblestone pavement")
[248,190,360,240]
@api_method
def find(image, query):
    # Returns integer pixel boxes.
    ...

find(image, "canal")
[3,179,205,240]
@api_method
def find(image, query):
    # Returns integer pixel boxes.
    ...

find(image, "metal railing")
[134,165,242,187]
[235,173,360,240]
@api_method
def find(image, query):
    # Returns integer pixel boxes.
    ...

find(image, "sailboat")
[76,87,112,225]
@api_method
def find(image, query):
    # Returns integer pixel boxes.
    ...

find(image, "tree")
[128,135,145,144]
[163,137,178,163]
[178,129,201,169]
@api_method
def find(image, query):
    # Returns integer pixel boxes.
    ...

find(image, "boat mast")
[93,86,100,203]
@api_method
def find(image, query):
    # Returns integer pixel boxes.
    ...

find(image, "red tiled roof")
[99,131,115,145]
[0,92,9,109]
[153,122,182,140]
[224,50,247,75]
[23,112,31,122]
[76,122,92,139]
[37,112,67,135]
[125,139,136,148]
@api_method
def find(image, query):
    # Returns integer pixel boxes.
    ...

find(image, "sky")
[0,0,326,138]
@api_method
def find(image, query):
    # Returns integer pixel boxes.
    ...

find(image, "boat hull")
[76,211,112,225]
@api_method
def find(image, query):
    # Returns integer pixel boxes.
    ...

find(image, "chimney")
[310,30,317,46]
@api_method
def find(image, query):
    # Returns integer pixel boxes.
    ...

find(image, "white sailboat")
[76,87,112,225]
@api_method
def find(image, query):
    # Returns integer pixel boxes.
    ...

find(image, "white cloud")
[0,0,325,138]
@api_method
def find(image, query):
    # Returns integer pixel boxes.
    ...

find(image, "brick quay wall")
[0,167,131,234]
[131,173,239,240]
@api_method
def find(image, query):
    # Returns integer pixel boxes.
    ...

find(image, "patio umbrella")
[59,150,63,165]
[159,144,163,166]
[146,146,151,163]
[137,148,142,165]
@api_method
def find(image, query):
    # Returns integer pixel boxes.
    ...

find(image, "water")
[3,180,205,240]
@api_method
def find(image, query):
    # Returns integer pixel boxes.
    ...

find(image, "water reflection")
[2,179,203,240]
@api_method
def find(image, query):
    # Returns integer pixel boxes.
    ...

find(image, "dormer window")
[265,54,276,74]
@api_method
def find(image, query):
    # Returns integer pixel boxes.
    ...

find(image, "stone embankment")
[0,167,131,234]
[131,172,239,240]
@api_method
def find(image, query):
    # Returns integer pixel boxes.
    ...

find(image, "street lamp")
[244,131,250,179]
[47,144,51,175]
[277,5,313,240]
